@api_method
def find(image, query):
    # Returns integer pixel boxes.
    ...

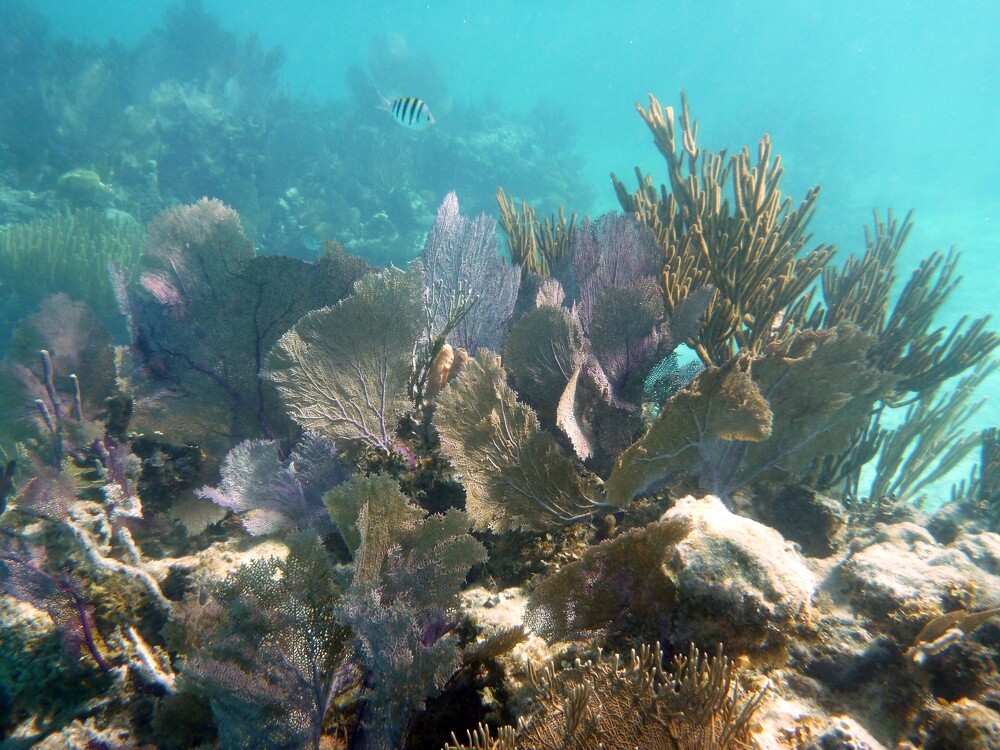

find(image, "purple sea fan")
[571,212,664,332]
[548,213,673,463]
[197,431,347,536]
[129,199,369,444]
[422,192,520,354]
[567,214,669,390]
[0,531,111,673]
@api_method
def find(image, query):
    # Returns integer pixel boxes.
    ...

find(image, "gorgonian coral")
[180,537,353,750]
[607,325,891,505]
[422,191,520,355]
[130,198,368,444]
[325,474,487,750]
[433,351,606,531]
[264,265,424,453]
[445,642,765,750]
[197,431,347,536]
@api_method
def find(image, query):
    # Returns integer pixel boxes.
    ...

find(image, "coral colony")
[1,6,999,750]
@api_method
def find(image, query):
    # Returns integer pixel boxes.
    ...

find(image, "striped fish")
[387,96,435,130]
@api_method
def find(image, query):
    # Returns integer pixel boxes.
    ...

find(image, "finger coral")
[0,294,117,459]
[822,210,998,400]
[613,93,834,367]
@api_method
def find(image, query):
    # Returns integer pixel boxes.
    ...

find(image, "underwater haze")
[31,0,1000,420]
[2,1,1000,748]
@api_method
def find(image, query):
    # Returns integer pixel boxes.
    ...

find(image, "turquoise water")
[29,0,998,492]
[33,0,997,281]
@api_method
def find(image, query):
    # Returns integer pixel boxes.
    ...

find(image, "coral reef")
[496,188,577,276]
[329,475,487,750]
[607,325,892,505]
[421,192,520,356]
[0,1,591,274]
[196,431,348,536]
[0,74,997,750]
[527,496,818,660]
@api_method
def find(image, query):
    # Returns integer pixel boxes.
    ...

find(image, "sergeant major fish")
[383,96,435,130]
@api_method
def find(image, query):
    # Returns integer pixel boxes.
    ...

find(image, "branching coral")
[496,187,576,277]
[3,454,182,699]
[445,642,765,750]
[814,210,998,501]
[950,426,1000,530]
[613,93,834,367]
[325,474,487,750]
[822,210,997,400]
[864,360,996,503]
[0,294,117,458]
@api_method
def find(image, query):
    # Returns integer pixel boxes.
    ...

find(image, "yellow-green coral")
[496,187,576,277]
[613,93,834,366]
[0,208,144,340]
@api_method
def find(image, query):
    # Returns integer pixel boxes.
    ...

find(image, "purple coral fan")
[197,431,347,536]
[570,212,664,331]
[422,192,520,354]
[0,530,111,673]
